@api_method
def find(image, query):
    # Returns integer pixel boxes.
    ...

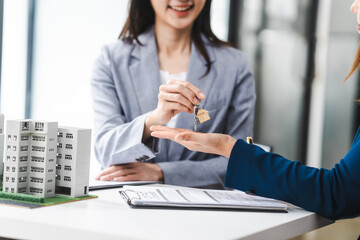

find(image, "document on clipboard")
[119,185,287,211]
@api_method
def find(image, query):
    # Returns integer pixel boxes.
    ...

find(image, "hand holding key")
[143,80,206,142]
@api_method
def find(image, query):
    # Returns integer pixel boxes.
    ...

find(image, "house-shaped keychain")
[197,108,210,123]
[194,105,210,131]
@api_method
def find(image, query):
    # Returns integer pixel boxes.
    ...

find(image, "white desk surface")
[0,185,333,240]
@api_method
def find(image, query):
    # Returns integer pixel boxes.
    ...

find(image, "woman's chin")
[167,19,194,31]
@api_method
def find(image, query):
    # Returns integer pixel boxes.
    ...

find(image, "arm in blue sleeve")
[225,139,360,220]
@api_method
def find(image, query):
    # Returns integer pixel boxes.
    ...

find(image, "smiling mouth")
[168,4,194,12]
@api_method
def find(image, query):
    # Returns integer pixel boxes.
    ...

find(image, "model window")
[12,156,16,162]
[64,176,71,181]
[31,156,44,162]
[56,165,61,170]
[65,144,73,150]
[12,167,16,172]
[29,187,43,194]
[30,177,43,183]
[6,166,9,171]
[48,169,53,173]
[19,177,27,183]
[32,146,45,152]
[19,166,27,172]
[57,153,62,159]
[18,187,26,193]
[56,175,61,181]
[7,135,11,140]
[5,177,9,182]
[20,156,28,162]
[35,122,44,131]
[7,145,10,151]
[57,143,62,149]
[6,156,10,161]
[66,133,73,139]
[64,165,72,171]
[32,135,45,141]
[49,158,54,162]
[65,154,72,160]
[21,135,29,141]
[31,166,44,173]
[58,132,63,138]
[13,135,17,141]
[21,122,30,131]
[20,146,28,151]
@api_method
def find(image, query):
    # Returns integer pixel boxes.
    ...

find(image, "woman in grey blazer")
[93,0,256,189]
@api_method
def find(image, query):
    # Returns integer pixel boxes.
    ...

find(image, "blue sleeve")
[225,139,360,220]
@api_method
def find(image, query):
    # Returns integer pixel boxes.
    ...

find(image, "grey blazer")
[91,27,256,189]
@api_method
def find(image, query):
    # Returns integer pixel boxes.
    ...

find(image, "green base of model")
[0,191,97,208]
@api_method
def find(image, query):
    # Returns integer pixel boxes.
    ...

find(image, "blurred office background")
[0,0,359,238]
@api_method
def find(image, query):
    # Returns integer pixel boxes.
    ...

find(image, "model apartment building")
[0,114,4,187]
[3,120,58,197]
[2,119,91,198]
[56,127,91,197]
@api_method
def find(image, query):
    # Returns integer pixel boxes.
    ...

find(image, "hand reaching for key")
[150,126,237,158]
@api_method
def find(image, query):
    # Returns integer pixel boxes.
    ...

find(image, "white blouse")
[159,70,187,128]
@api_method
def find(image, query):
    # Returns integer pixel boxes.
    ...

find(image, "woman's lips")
[168,4,194,17]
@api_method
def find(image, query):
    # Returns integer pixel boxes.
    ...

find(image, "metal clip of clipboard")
[120,189,141,204]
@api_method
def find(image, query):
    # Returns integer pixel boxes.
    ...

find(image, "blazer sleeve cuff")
[107,113,160,166]
[110,143,157,164]
[224,139,253,191]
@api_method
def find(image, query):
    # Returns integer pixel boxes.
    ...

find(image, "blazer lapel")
[167,42,217,161]
[129,28,161,114]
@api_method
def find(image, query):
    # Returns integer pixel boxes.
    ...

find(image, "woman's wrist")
[143,112,158,142]
[222,136,237,158]
[152,163,164,182]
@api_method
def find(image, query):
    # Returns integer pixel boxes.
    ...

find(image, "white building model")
[2,119,91,199]
[3,120,58,197]
[56,127,91,197]
[0,114,4,187]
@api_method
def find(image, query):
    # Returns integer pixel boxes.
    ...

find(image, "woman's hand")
[150,126,237,158]
[143,80,206,142]
[95,162,164,182]
[149,79,205,124]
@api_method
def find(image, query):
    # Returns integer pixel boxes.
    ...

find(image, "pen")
[246,137,253,144]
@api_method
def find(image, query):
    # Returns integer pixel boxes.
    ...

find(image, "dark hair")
[119,0,229,76]
[345,42,360,102]
[346,42,360,81]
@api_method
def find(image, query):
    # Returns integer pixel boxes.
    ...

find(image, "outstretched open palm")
[150,126,237,158]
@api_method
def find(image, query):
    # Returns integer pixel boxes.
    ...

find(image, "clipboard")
[119,185,288,212]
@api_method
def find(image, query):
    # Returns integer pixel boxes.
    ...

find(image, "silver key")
[194,104,200,131]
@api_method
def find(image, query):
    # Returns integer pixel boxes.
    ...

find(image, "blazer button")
[143,155,149,160]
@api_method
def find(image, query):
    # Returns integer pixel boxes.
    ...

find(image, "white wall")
[31,0,129,128]
[0,0,28,118]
